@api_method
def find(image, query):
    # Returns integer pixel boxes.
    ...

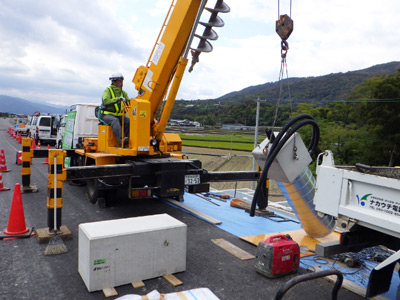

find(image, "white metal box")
[78,214,187,292]
[252,132,312,183]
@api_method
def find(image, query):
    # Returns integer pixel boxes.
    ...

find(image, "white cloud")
[0,0,399,109]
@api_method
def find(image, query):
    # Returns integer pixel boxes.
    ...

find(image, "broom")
[44,154,67,255]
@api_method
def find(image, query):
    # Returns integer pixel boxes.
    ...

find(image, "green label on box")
[93,258,106,265]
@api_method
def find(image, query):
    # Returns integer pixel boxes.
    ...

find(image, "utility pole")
[252,98,267,189]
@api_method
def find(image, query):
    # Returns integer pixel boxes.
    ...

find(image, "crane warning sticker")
[132,107,137,120]
[139,110,147,118]
[152,42,165,65]
[143,69,154,92]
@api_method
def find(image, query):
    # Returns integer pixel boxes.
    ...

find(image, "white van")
[31,114,61,146]
[61,104,98,149]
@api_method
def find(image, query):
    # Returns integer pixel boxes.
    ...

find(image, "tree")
[354,70,400,166]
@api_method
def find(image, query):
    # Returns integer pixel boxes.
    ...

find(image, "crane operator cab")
[94,68,183,157]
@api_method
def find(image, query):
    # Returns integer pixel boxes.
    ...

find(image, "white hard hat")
[109,72,124,81]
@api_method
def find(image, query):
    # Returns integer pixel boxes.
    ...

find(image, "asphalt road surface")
[0,118,363,300]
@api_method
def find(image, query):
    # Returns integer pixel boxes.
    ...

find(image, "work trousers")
[102,114,130,145]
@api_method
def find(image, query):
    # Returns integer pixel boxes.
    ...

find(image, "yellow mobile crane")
[63,0,259,205]
[21,0,261,227]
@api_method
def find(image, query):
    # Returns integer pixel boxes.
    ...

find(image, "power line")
[272,98,400,103]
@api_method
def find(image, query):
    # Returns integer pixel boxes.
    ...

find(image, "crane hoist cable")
[272,0,294,129]
[253,1,295,211]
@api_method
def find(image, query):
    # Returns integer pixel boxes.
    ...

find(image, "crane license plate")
[185,174,200,185]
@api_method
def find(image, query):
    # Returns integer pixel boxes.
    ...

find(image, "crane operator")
[101,73,130,147]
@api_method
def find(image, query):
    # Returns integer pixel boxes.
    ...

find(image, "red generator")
[255,234,300,278]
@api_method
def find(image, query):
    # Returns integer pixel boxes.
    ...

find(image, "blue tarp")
[164,191,301,237]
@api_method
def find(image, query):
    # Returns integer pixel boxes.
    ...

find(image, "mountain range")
[0,95,68,115]
[1,61,399,116]
[216,61,400,103]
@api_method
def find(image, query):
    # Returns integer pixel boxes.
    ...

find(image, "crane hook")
[276,14,293,41]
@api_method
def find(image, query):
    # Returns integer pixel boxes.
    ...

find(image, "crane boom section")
[133,0,202,128]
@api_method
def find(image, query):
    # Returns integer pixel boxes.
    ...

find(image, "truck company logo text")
[357,193,400,216]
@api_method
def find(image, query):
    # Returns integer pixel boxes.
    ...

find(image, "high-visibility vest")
[103,87,124,116]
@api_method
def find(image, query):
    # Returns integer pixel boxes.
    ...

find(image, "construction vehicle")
[19,0,258,212]
[251,114,400,298]
[13,117,30,136]
[63,0,259,206]
[21,0,399,297]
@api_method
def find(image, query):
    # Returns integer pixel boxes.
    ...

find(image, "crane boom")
[133,0,201,128]
[91,1,228,157]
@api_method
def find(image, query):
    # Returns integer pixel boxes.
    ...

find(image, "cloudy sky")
[0,0,399,107]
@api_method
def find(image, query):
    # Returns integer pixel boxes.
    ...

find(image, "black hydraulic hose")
[253,118,319,211]
[252,116,320,212]
[250,115,319,216]
[253,119,319,211]
[274,269,343,300]
[270,114,318,155]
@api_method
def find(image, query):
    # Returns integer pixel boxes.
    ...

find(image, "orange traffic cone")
[32,138,36,150]
[0,149,10,172]
[0,183,33,239]
[43,144,50,164]
[37,140,41,149]
[0,173,10,191]
[18,132,22,144]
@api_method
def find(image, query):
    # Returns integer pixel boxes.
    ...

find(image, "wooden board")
[162,274,183,287]
[131,281,145,288]
[34,225,73,244]
[211,238,255,260]
[165,198,222,225]
[240,229,340,257]
[102,287,118,297]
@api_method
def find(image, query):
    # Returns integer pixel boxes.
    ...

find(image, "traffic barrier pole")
[21,138,38,193]
[47,150,66,231]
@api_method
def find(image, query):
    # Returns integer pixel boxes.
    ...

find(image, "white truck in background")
[59,104,98,150]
